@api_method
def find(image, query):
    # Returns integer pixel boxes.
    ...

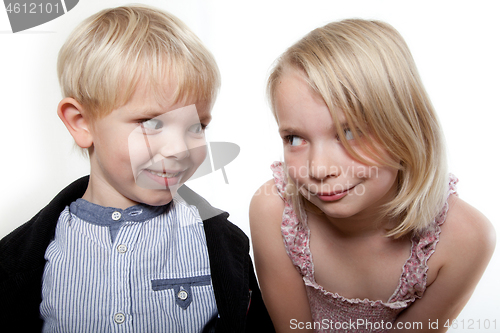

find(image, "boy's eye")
[189,123,206,134]
[286,135,305,146]
[141,118,163,130]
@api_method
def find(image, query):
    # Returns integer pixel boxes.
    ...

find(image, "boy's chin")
[138,193,175,207]
[131,184,177,207]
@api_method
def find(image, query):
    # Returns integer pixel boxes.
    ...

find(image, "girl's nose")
[308,145,341,180]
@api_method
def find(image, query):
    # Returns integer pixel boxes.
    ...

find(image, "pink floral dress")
[271,162,458,332]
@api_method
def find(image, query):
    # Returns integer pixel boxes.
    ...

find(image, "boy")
[0,5,272,332]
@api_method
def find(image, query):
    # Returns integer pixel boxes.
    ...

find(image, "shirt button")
[112,211,122,221]
[114,312,125,324]
[177,289,188,300]
[117,244,128,253]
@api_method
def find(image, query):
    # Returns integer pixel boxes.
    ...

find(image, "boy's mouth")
[146,170,183,178]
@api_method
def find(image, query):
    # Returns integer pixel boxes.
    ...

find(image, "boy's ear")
[57,97,93,148]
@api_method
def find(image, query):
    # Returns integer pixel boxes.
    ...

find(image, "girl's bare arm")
[250,179,314,332]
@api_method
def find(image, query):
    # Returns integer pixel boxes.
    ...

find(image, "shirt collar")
[69,198,170,226]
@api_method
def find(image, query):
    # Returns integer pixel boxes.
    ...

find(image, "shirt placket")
[108,211,140,332]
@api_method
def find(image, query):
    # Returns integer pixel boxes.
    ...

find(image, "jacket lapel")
[177,185,250,333]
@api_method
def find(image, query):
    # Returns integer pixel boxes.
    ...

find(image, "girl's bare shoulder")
[394,195,495,327]
[249,179,285,225]
[436,194,495,266]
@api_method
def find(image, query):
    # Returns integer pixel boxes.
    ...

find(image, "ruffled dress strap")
[389,174,458,303]
[270,161,287,200]
[271,162,314,279]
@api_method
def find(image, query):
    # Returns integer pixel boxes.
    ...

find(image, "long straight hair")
[268,19,448,238]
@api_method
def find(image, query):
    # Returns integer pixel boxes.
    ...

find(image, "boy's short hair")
[268,19,448,238]
[58,5,220,120]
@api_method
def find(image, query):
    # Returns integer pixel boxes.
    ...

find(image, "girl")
[250,19,495,332]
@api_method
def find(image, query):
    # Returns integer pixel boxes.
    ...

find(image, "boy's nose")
[159,136,190,160]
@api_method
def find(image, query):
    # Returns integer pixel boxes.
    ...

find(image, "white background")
[1,0,499,330]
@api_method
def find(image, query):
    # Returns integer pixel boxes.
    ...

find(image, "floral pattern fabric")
[271,161,458,332]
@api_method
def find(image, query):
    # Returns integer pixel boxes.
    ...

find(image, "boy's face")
[86,80,211,209]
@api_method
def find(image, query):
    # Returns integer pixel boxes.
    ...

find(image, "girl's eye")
[344,128,355,140]
[141,119,163,130]
[286,135,305,146]
[189,123,206,134]
[337,128,357,141]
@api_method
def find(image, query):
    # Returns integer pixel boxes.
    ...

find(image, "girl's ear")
[57,97,93,149]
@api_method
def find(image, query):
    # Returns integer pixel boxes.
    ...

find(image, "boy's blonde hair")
[58,5,220,120]
[268,19,448,238]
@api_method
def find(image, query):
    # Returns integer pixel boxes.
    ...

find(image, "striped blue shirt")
[40,196,218,333]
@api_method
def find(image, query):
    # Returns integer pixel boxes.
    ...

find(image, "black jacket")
[0,176,273,332]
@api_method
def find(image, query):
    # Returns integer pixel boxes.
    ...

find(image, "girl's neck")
[311,209,399,239]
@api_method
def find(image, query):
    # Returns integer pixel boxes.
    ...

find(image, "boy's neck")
[82,174,143,209]
[82,185,137,209]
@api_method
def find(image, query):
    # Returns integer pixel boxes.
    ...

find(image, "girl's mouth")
[315,184,357,202]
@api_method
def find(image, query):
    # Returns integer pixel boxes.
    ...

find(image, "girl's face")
[274,69,399,221]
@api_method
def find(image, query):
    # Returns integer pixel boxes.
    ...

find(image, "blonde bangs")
[57,5,220,120]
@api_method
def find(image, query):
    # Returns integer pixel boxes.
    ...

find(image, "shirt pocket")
[151,275,212,310]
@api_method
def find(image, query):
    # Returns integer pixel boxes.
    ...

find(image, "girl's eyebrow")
[279,122,349,134]
[278,125,301,134]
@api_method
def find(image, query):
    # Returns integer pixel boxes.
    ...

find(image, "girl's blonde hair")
[268,19,448,238]
[58,5,220,121]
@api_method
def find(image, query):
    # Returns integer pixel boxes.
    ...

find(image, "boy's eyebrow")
[198,113,212,124]
[135,107,212,124]
[136,109,169,119]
